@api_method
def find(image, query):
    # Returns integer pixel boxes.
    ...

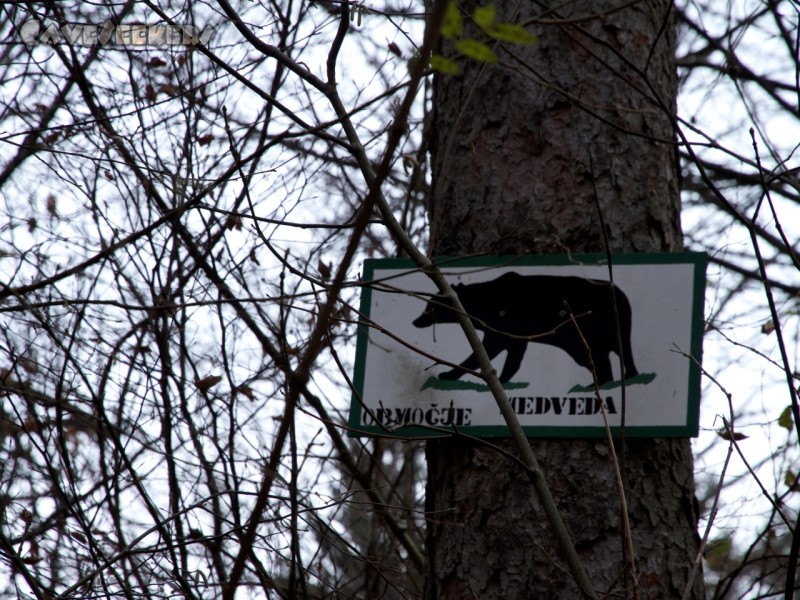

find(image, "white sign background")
[349,254,706,438]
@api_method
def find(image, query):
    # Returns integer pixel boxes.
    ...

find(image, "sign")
[348,254,706,438]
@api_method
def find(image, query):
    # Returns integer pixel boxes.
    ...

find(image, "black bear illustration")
[412,272,638,384]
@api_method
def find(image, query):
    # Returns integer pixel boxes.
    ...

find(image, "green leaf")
[704,536,733,570]
[429,54,461,75]
[485,22,538,46]
[473,4,495,28]
[456,38,497,63]
[779,406,793,430]
[785,469,797,489]
[441,1,463,40]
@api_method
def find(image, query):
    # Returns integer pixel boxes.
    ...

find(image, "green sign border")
[348,253,707,439]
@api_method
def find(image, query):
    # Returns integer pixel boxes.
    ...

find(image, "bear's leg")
[618,343,638,379]
[562,339,613,384]
[592,354,613,384]
[623,358,638,379]
[439,333,505,380]
[615,302,639,379]
[498,339,528,383]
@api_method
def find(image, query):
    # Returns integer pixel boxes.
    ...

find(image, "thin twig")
[565,301,637,599]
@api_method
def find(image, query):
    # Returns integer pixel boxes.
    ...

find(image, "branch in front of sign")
[371,186,598,600]
[564,298,637,597]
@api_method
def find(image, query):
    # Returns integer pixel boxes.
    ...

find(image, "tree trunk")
[424,1,703,598]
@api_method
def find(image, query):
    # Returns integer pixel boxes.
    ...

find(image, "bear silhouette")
[412,272,638,384]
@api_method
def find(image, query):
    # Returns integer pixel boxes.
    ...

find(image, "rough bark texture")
[425,1,703,599]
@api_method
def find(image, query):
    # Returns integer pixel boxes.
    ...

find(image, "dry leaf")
[197,134,214,146]
[224,214,242,231]
[148,56,167,67]
[22,540,40,564]
[195,375,222,391]
[236,386,256,401]
[761,320,775,335]
[70,530,87,544]
[46,194,57,218]
[158,83,180,97]
[717,430,748,441]
[318,259,331,279]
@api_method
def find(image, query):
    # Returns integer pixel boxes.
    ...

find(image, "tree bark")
[425,1,703,598]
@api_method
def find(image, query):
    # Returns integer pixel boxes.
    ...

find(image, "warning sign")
[349,254,706,438]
